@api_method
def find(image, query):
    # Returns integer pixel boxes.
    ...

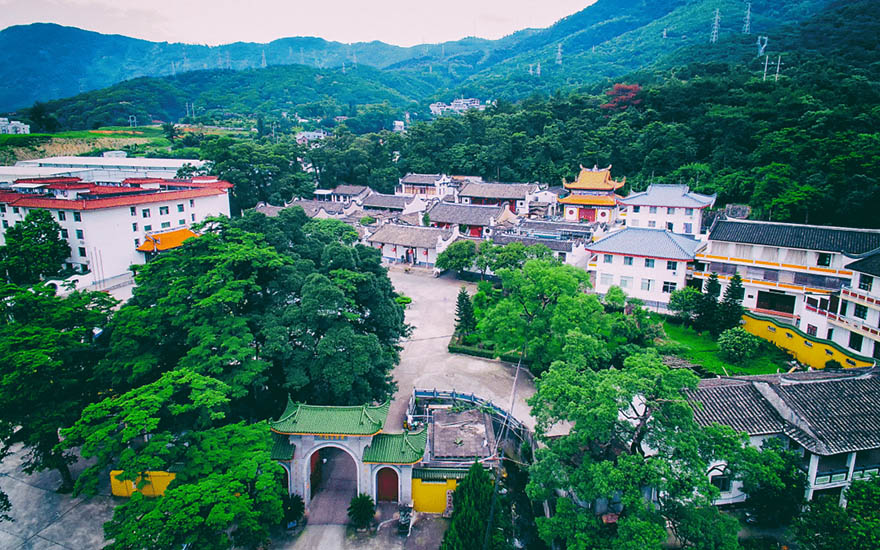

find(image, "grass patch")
[662,321,790,376]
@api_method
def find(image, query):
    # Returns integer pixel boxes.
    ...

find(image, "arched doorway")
[376,467,399,502]
[307,446,359,525]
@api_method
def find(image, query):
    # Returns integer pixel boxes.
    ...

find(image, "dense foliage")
[0,210,71,284]
[441,461,510,550]
[793,476,880,550]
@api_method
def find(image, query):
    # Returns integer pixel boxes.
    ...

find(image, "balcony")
[826,314,880,342]
[841,286,880,309]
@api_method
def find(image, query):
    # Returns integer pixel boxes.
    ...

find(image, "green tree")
[0,210,71,284]
[455,286,477,337]
[436,240,477,274]
[0,283,116,492]
[527,350,743,550]
[695,273,722,333]
[603,285,627,312]
[162,122,179,143]
[668,287,703,326]
[347,493,375,529]
[715,273,745,335]
[441,461,509,550]
[739,438,807,527]
[717,327,762,365]
[794,476,880,550]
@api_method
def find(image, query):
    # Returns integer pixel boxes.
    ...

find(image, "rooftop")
[136,228,198,253]
[400,173,443,185]
[362,429,428,464]
[586,228,703,260]
[428,202,505,227]
[564,165,625,191]
[430,409,496,460]
[331,185,370,196]
[459,182,537,200]
[492,233,574,252]
[709,219,880,254]
[366,224,451,249]
[0,186,226,210]
[619,184,716,208]
[270,399,390,436]
[16,156,205,169]
[361,193,409,210]
[557,194,620,207]
[845,249,880,277]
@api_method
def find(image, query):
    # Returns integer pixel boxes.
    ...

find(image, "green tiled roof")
[362,429,428,464]
[413,467,471,481]
[270,398,390,436]
[271,432,295,461]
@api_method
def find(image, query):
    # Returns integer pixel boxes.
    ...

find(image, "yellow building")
[558,165,625,223]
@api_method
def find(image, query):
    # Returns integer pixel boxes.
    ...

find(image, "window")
[649,206,658,214]
[854,304,868,320]
[178,219,185,225]
[662,281,677,293]
[685,208,694,216]
[132,223,138,232]
[75,229,84,239]
[0,205,5,213]
[191,213,196,221]
[623,256,634,266]
[620,276,633,289]
[633,206,641,213]
[142,208,150,218]
[130,206,136,216]
[767,325,776,333]
[827,328,834,340]
[189,199,195,207]
[804,340,813,348]
[873,343,880,361]
[667,261,678,270]
[57,211,66,221]
[666,222,674,231]
[604,254,613,264]
[683,223,693,234]
[710,475,731,493]
[144,225,152,231]
[806,324,818,337]
[600,273,614,286]
[817,253,832,267]
[78,247,86,257]
[849,332,864,352]
[641,279,653,291]
[161,221,171,229]
[645,258,655,268]
[177,203,185,212]
[667,207,675,215]
[840,301,849,316]
[159,206,170,215]
[73,211,81,222]
[648,221,656,228]
[2,220,8,229]
[12,206,19,214]
[859,274,874,292]
[60,228,68,238]
[134,238,140,246]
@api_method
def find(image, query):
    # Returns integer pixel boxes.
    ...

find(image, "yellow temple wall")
[412,478,457,514]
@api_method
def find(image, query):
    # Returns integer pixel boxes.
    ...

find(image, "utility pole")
[536,61,541,77]
[662,28,668,39]
[528,64,533,76]
[774,55,783,82]
[742,3,751,34]
[556,43,562,65]
[763,54,770,81]
[261,50,267,68]
[710,8,721,44]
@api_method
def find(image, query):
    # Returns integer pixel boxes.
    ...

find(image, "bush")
[448,342,496,359]
[359,216,376,226]
[282,493,304,526]
[825,359,843,370]
[718,327,762,365]
[347,493,375,529]
[395,295,412,306]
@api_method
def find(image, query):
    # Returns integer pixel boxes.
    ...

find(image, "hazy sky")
[1,0,595,46]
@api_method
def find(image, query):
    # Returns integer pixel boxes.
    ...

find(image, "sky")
[0,0,594,47]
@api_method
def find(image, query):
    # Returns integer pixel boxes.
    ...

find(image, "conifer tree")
[695,272,721,333]
[715,273,746,335]
[441,462,508,550]
[455,286,477,337]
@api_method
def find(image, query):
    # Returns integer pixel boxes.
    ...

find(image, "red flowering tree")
[600,83,642,111]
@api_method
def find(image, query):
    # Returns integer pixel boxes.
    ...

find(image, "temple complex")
[558,164,625,223]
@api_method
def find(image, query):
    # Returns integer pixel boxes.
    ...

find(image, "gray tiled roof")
[690,369,880,455]
[400,173,442,185]
[845,249,880,277]
[459,182,536,200]
[620,184,715,208]
[493,233,573,252]
[586,228,702,260]
[362,193,408,210]
[254,200,345,218]
[519,219,593,237]
[710,219,880,254]
[428,202,504,226]
[366,224,451,249]
[332,185,369,196]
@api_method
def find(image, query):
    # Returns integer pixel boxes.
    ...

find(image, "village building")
[688,368,880,505]
[457,182,557,217]
[0,176,231,284]
[395,173,457,199]
[558,165,625,223]
[0,118,30,134]
[619,184,715,235]
[426,202,515,238]
[254,199,357,220]
[693,219,880,322]
[359,192,428,216]
[313,184,371,204]
[586,228,704,310]
[365,224,455,267]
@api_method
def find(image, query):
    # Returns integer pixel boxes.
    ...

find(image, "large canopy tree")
[0,209,71,284]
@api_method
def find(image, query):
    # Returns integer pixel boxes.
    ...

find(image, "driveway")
[308,449,358,525]
[385,269,536,433]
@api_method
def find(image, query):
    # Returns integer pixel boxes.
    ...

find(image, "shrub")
[448,342,496,359]
[825,359,843,370]
[347,493,375,529]
[359,216,376,226]
[395,295,412,306]
[282,493,304,526]
[718,327,762,364]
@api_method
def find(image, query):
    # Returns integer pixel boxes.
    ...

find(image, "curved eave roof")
[270,399,390,436]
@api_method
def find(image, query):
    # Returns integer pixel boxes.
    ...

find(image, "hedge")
[447,342,496,359]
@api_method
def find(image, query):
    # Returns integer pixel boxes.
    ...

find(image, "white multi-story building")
[15,154,205,182]
[619,184,715,235]
[0,176,231,283]
[586,227,704,310]
[0,118,30,134]
[693,219,880,323]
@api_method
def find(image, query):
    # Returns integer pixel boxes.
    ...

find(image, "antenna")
[556,44,562,65]
[757,35,768,56]
[742,3,751,34]
[261,50,267,68]
[710,8,721,44]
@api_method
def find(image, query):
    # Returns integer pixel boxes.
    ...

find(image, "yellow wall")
[742,314,874,370]
[412,478,457,514]
[110,470,176,498]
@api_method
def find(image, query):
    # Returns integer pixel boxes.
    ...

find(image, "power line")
[710,8,721,44]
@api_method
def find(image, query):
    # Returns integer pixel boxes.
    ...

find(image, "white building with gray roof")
[586,227,705,310]
[365,224,456,267]
[619,184,715,235]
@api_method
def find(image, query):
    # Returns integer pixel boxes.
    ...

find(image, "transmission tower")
[710,9,721,44]
[556,44,563,65]
[774,55,783,82]
[536,62,541,76]
[352,51,358,68]
[261,50,267,68]
[742,3,751,34]
[341,62,346,74]
[757,35,768,56]
[226,52,231,69]
[128,115,137,128]
[528,64,533,76]
[762,54,769,81]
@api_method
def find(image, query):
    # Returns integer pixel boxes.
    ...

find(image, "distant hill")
[4,0,837,127]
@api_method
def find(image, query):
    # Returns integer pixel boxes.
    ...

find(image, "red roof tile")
[0,188,226,210]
